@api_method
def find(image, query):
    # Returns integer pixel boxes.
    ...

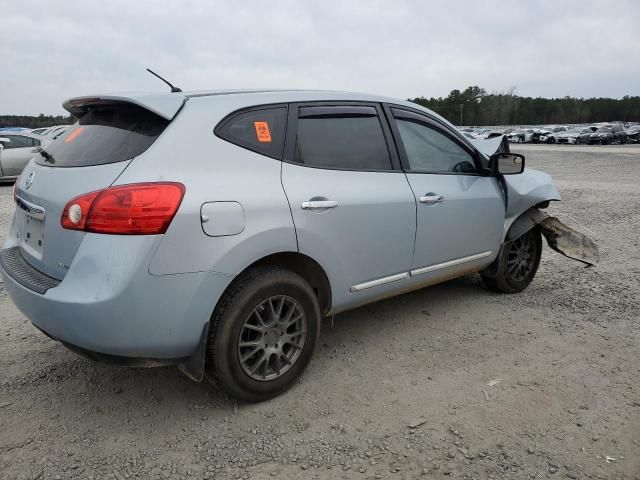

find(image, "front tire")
[205,266,321,402]
[482,228,542,294]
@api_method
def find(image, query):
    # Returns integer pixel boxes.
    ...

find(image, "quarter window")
[294,106,392,170]
[216,107,287,159]
[395,119,477,174]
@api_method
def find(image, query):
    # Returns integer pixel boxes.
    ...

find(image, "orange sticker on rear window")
[254,121,272,143]
[64,127,84,143]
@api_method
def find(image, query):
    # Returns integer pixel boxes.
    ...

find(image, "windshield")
[595,128,612,133]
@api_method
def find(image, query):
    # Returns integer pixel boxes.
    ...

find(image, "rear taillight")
[61,182,185,235]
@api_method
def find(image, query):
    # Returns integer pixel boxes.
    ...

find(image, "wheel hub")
[237,295,307,382]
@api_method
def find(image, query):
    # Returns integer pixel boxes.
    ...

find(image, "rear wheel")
[205,266,321,402]
[482,228,542,294]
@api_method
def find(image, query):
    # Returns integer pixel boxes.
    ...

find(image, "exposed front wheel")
[482,228,542,294]
[205,266,321,402]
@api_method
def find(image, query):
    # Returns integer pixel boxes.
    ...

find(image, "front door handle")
[301,200,339,210]
[419,194,444,204]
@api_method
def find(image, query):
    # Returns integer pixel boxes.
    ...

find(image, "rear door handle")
[419,194,444,204]
[301,200,338,209]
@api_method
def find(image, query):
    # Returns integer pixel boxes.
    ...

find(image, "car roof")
[62,89,451,127]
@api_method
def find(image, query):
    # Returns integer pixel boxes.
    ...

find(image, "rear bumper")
[0,237,233,359]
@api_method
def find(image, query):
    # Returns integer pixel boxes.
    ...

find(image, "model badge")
[25,172,35,190]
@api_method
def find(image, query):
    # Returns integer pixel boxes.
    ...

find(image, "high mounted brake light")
[61,182,185,235]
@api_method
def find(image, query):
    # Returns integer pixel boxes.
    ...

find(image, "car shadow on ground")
[11,274,488,424]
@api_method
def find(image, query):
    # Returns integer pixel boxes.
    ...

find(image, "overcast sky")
[2,0,639,115]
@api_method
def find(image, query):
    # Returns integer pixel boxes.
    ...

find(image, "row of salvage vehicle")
[461,123,640,145]
[0,125,70,182]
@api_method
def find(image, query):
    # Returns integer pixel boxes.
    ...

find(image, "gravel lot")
[1,145,639,480]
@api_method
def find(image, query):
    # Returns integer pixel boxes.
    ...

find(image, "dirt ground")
[1,145,639,480]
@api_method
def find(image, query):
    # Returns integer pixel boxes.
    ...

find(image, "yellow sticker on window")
[64,127,85,143]
[254,121,272,143]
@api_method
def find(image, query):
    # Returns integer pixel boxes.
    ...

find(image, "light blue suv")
[0,90,565,401]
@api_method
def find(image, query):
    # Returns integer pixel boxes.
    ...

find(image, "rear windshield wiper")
[37,147,55,164]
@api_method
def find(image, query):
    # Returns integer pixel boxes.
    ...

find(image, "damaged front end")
[507,208,599,267]
[474,134,599,271]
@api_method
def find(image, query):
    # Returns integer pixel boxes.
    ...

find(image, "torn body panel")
[506,208,599,267]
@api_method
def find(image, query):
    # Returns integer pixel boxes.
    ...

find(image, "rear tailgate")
[12,98,181,280]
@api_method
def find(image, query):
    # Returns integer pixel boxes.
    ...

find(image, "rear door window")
[36,103,169,167]
[2,135,38,149]
[293,106,392,170]
[215,107,287,159]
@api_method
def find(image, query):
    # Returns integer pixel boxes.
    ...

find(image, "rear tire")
[482,228,542,294]
[205,266,321,402]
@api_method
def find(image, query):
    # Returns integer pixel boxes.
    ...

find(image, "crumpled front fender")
[502,168,561,238]
[504,168,561,219]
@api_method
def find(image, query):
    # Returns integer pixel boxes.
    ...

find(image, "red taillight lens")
[61,182,185,235]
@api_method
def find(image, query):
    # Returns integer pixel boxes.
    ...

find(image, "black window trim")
[382,103,486,176]
[283,101,402,173]
[213,102,289,161]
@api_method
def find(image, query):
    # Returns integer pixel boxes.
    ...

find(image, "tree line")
[409,86,640,126]
[0,114,75,129]
[3,88,639,129]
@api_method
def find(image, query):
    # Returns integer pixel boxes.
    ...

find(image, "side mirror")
[489,153,525,175]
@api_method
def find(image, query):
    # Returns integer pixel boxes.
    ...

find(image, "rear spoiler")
[63,93,187,121]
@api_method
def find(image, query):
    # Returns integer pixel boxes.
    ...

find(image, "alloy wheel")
[506,233,537,282]
[238,295,307,381]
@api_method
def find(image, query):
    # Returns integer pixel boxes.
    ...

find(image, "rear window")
[36,104,169,167]
[215,107,287,159]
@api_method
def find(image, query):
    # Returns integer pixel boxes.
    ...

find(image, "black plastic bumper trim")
[0,247,61,294]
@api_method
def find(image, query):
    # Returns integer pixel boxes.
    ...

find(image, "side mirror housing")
[489,153,525,175]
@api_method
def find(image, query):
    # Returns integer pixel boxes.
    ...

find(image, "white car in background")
[31,125,70,140]
[0,132,45,182]
[538,126,569,144]
[507,129,535,143]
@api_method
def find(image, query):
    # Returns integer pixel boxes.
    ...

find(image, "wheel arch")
[178,250,332,383]
[248,252,332,316]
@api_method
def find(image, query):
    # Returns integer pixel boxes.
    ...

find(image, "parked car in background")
[556,127,594,145]
[587,127,615,144]
[609,124,627,143]
[30,125,70,140]
[625,125,640,143]
[29,127,50,135]
[531,128,552,143]
[0,127,31,133]
[507,129,534,143]
[45,125,70,141]
[0,89,571,402]
[588,125,628,145]
[538,126,569,144]
[0,132,43,182]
